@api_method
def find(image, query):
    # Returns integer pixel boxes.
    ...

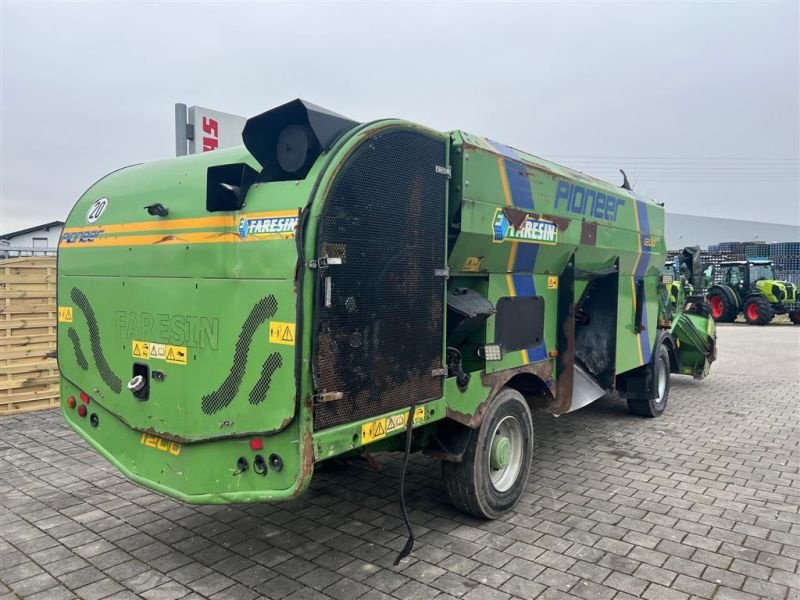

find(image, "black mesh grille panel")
[71,287,122,393]
[201,295,278,415]
[68,327,88,371]
[249,352,283,405]
[313,129,446,430]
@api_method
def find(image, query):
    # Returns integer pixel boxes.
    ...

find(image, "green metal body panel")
[58,111,715,505]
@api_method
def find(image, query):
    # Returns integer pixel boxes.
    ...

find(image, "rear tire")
[743,296,774,325]
[708,290,737,323]
[627,345,670,418]
[441,387,533,519]
[789,310,800,325]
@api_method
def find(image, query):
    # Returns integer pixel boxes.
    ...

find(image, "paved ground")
[1,325,799,600]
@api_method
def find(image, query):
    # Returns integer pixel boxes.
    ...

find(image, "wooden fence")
[0,257,59,415]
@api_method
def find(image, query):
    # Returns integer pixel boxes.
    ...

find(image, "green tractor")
[707,259,800,325]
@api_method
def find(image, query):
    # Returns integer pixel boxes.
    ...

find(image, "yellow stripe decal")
[62,210,298,235]
[60,210,299,249]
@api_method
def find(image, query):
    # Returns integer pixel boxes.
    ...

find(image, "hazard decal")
[131,340,187,365]
[269,321,296,346]
[361,407,427,445]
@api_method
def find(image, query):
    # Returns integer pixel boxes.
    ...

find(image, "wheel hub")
[488,416,525,493]
[490,435,511,470]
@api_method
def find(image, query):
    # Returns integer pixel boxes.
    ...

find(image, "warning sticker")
[165,345,188,365]
[362,407,427,444]
[131,340,187,365]
[269,321,296,346]
[58,306,73,323]
[547,276,559,289]
[463,256,483,272]
[385,414,405,433]
[362,418,387,444]
[132,340,150,359]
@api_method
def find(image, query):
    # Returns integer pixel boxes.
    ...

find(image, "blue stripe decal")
[505,162,534,210]
[491,137,548,363]
[635,199,652,278]
[486,138,519,161]
[514,243,539,273]
[636,199,652,362]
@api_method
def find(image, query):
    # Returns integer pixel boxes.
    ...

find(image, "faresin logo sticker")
[492,208,558,245]
[239,215,298,239]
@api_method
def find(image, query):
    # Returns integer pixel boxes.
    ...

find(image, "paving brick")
[671,574,717,598]
[700,566,745,590]
[641,583,689,600]
[604,571,648,597]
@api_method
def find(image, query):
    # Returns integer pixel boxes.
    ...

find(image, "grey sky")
[2,0,798,232]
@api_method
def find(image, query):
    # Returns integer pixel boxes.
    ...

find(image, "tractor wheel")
[789,310,800,325]
[441,387,533,519]
[743,296,774,325]
[627,345,670,418]
[708,291,736,323]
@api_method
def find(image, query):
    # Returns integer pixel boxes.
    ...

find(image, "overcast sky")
[2,1,798,232]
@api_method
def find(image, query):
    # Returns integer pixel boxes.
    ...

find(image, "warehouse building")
[665,213,799,250]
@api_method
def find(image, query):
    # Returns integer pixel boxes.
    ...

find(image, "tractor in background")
[707,259,800,325]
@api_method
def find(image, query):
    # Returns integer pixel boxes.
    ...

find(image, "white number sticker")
[86,197,109,223]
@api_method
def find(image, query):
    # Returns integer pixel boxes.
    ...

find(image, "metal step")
[570,365,607,412]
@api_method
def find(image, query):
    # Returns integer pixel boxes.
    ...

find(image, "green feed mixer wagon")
[58,99,717,522]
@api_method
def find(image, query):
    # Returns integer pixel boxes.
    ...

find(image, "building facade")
[0,221,64,258]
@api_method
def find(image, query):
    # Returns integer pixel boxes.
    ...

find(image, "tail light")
[249,438,263,451]
[79,391,91,404]
[77,404,88,418]
[66,396,76,409]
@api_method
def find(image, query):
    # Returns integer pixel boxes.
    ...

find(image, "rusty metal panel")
[313,129,447,430]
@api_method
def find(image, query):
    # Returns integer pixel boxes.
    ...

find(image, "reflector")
[79,391,90,404]
[67,396,76,409]
[249,438,263,451]
[77,404,87,418]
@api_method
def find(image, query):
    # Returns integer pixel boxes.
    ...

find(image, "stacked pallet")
[0,257,59,415]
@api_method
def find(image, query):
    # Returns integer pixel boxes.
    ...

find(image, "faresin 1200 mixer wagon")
[58,100,716,533]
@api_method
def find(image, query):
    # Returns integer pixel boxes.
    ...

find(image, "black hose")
[394,400,418,566]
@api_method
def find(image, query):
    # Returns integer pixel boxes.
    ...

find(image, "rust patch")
[502,206,532,229]
[554,302,577,414]
[541,214,571,231]
[447,362,554,428]
[581,221,598,246]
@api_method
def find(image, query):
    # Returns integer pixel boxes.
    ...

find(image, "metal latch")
[312,391,344,404]
[307,256,343,269]
[434,268,449,278]
[435,165,452,179]
[431,368,447,377]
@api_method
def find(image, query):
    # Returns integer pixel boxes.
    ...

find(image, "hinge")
[434,268,449,278]
[186,123,195,141]
[307,256,343,269]
[431,368,447,377]
[435,165,452,178]
[312,391,343,404]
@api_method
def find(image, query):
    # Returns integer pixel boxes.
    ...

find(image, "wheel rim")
[655,356,667,405]
[488,416,524,492]
[710,296,723,318]
[747,303,760,321]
